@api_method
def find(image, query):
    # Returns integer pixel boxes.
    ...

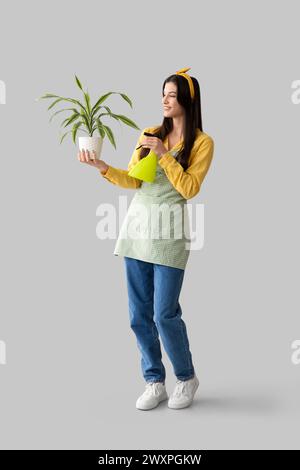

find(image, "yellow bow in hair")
[175,67,195,100]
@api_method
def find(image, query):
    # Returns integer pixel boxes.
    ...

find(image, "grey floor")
[1,344,299,449]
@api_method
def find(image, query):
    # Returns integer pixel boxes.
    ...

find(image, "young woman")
[78,67,214,411]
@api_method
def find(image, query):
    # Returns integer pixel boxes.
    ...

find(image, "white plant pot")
[78,136,103,160]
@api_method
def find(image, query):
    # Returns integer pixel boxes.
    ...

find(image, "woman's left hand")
[140,136,168,158]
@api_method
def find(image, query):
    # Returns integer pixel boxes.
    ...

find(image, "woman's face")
[162,82,184,118]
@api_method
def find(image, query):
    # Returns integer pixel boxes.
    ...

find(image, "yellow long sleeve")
[99,128,150,189]
[99,127,214,198]
[158,134,214,199]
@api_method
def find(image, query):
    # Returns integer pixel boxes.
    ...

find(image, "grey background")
[0,0,299,450]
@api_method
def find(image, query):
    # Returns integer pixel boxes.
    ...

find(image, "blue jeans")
[124,256,195,384]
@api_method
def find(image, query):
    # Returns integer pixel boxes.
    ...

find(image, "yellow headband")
[175,67,195,100]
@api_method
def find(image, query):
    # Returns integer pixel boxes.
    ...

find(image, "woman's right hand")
[77,149,109,174]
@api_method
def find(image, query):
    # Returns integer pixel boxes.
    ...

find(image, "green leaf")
[91,104,112,120]
[59,130,72,144]
[40,94,87,116]
[60,117,71,127]
[106,113,121,124]
[39,93,88,118]
[119,93,132,108]
[95,112,121,128]
[91,92,115,113]
[62,97,87,114]
[96,118,106,139]
[37,93,61,100]
[72,121,82,144]
[62,112,80,128]
[110,114,140,129]
[47,97,65,110]
[75,75,83,91]
[102,125,116,149]
[80,111,92,134]
[84,90,91,115]
[59,123,88,145]
[78,126,89,135]
[49,107,78,123]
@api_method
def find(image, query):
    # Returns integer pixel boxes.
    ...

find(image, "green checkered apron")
[113,150,191,269]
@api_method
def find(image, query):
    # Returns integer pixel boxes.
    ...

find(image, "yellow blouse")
[99,126,214,199]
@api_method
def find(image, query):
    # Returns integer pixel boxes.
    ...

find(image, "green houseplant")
[36,74,141,159]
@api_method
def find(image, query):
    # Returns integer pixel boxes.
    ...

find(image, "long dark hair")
[139,73,203,171]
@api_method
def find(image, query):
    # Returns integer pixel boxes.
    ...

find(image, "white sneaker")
[168,375,199,409]
[136,382,168,410]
